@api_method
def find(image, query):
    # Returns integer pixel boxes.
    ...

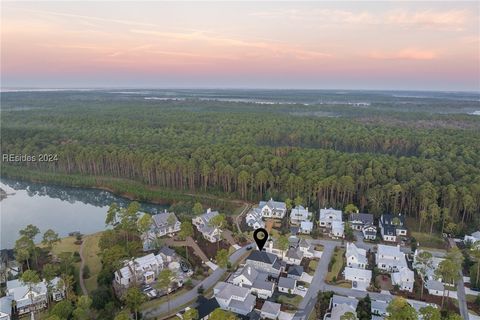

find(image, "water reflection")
[0,178,169,249]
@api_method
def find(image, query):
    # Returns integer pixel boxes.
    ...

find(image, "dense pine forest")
[1,89,480,233]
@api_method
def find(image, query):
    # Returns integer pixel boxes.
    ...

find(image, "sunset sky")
[1,1,479,91]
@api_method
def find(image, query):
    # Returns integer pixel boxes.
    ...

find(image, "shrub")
[83,265,91,279]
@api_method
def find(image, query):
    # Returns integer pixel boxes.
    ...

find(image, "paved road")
[144,235,468,320]
[457,270,470,320]
[142,243,252,319]
[293,239,394,320]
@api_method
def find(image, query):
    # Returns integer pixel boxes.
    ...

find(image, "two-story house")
[346,242,367,269]
[115,253,164,287]
[376,244,407,272]
[192,208,222,243]
[213,282,256,316]
[143,211,181,250]
[245,251,284,277]
[256,199,287,219]
[290,205,312,225]
[379,214,407,242]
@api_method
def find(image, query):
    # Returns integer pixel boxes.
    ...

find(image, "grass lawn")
[308,309,317,320]
[411,231,445,249]
[308,260,318,275]
[50,236,80,255]
[82,232,102,293]
[278,294,303,309]
[326,247,345,283]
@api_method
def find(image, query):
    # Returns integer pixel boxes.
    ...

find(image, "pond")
[0,178,169,249]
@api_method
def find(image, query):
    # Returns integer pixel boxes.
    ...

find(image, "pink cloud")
[369,48,438,61]
[386,9,468,30]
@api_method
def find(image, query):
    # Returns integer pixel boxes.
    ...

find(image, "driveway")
[142,243,251,319]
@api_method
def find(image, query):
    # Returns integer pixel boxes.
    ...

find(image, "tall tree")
[386,297,417,320]
[414,251,433,299]
[157,269,174,313]
[42,229,60,251]
[124,287,146,320]
[21,270,41,316]
[216,249,229,269]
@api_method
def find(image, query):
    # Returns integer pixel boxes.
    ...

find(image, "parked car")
[246,245,253,250]
[180,261,190,273]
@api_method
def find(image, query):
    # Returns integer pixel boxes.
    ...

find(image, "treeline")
[1,93,480,233]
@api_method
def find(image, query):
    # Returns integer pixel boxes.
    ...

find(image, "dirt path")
[164,236,209,262]
[78,240,88,295]
[235,203,251,233]
[222,230,237,247]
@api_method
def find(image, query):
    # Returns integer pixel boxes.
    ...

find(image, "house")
[406,299,438,317]
[287,265,304,281]
[0,296,12,320]
[331,221,345,238]
[256,198,287,219]
[214,282,256,315]
[349,213,374,231]
[299,221,313,234]
[231,266,259,288]
[371,300,389,318]
[229,267,275,299]
[464,231,480,245]
[379,214,407,242]
[143,211,181,250]
[330,304,357,320]
[251,273,275,299]
[319,208,342,228]
[362,224,377,240]
[298,238,316,258]
[290,205,312,225]
[192,208,222,243]
[425,280,445,297]
[346,242,367,269]
[376,244,407,272]
[195,296,220,320]
[115,253,164,287]
[245,251,284,277]
[159,246,176,263]
[327,295,358,320]
[331,295,358,310]
[5,277,65,316]
[260,301,281,320]
[413,250,454,286]
[245,208,265,230]
[391,267,415,292]
[344,267,372,291]
[278,277,296,294]
[284,248,303,265]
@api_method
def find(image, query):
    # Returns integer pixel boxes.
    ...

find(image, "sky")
[1,1,479,91]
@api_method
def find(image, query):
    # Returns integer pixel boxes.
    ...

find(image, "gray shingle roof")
[349,213,374,224]
[278,277,296,289]
[261,301,281,315]
[288,265,304,277]
[247,251,277,265]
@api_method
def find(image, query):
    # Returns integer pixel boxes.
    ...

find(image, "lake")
[0,178,169,249]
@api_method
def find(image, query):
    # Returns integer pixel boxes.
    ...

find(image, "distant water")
[0,178,169,249]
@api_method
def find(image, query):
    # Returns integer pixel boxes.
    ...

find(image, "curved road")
[143,243,252,319]
[143,236,468,320]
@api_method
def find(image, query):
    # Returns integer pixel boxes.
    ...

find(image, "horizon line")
[2,86,479,94]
